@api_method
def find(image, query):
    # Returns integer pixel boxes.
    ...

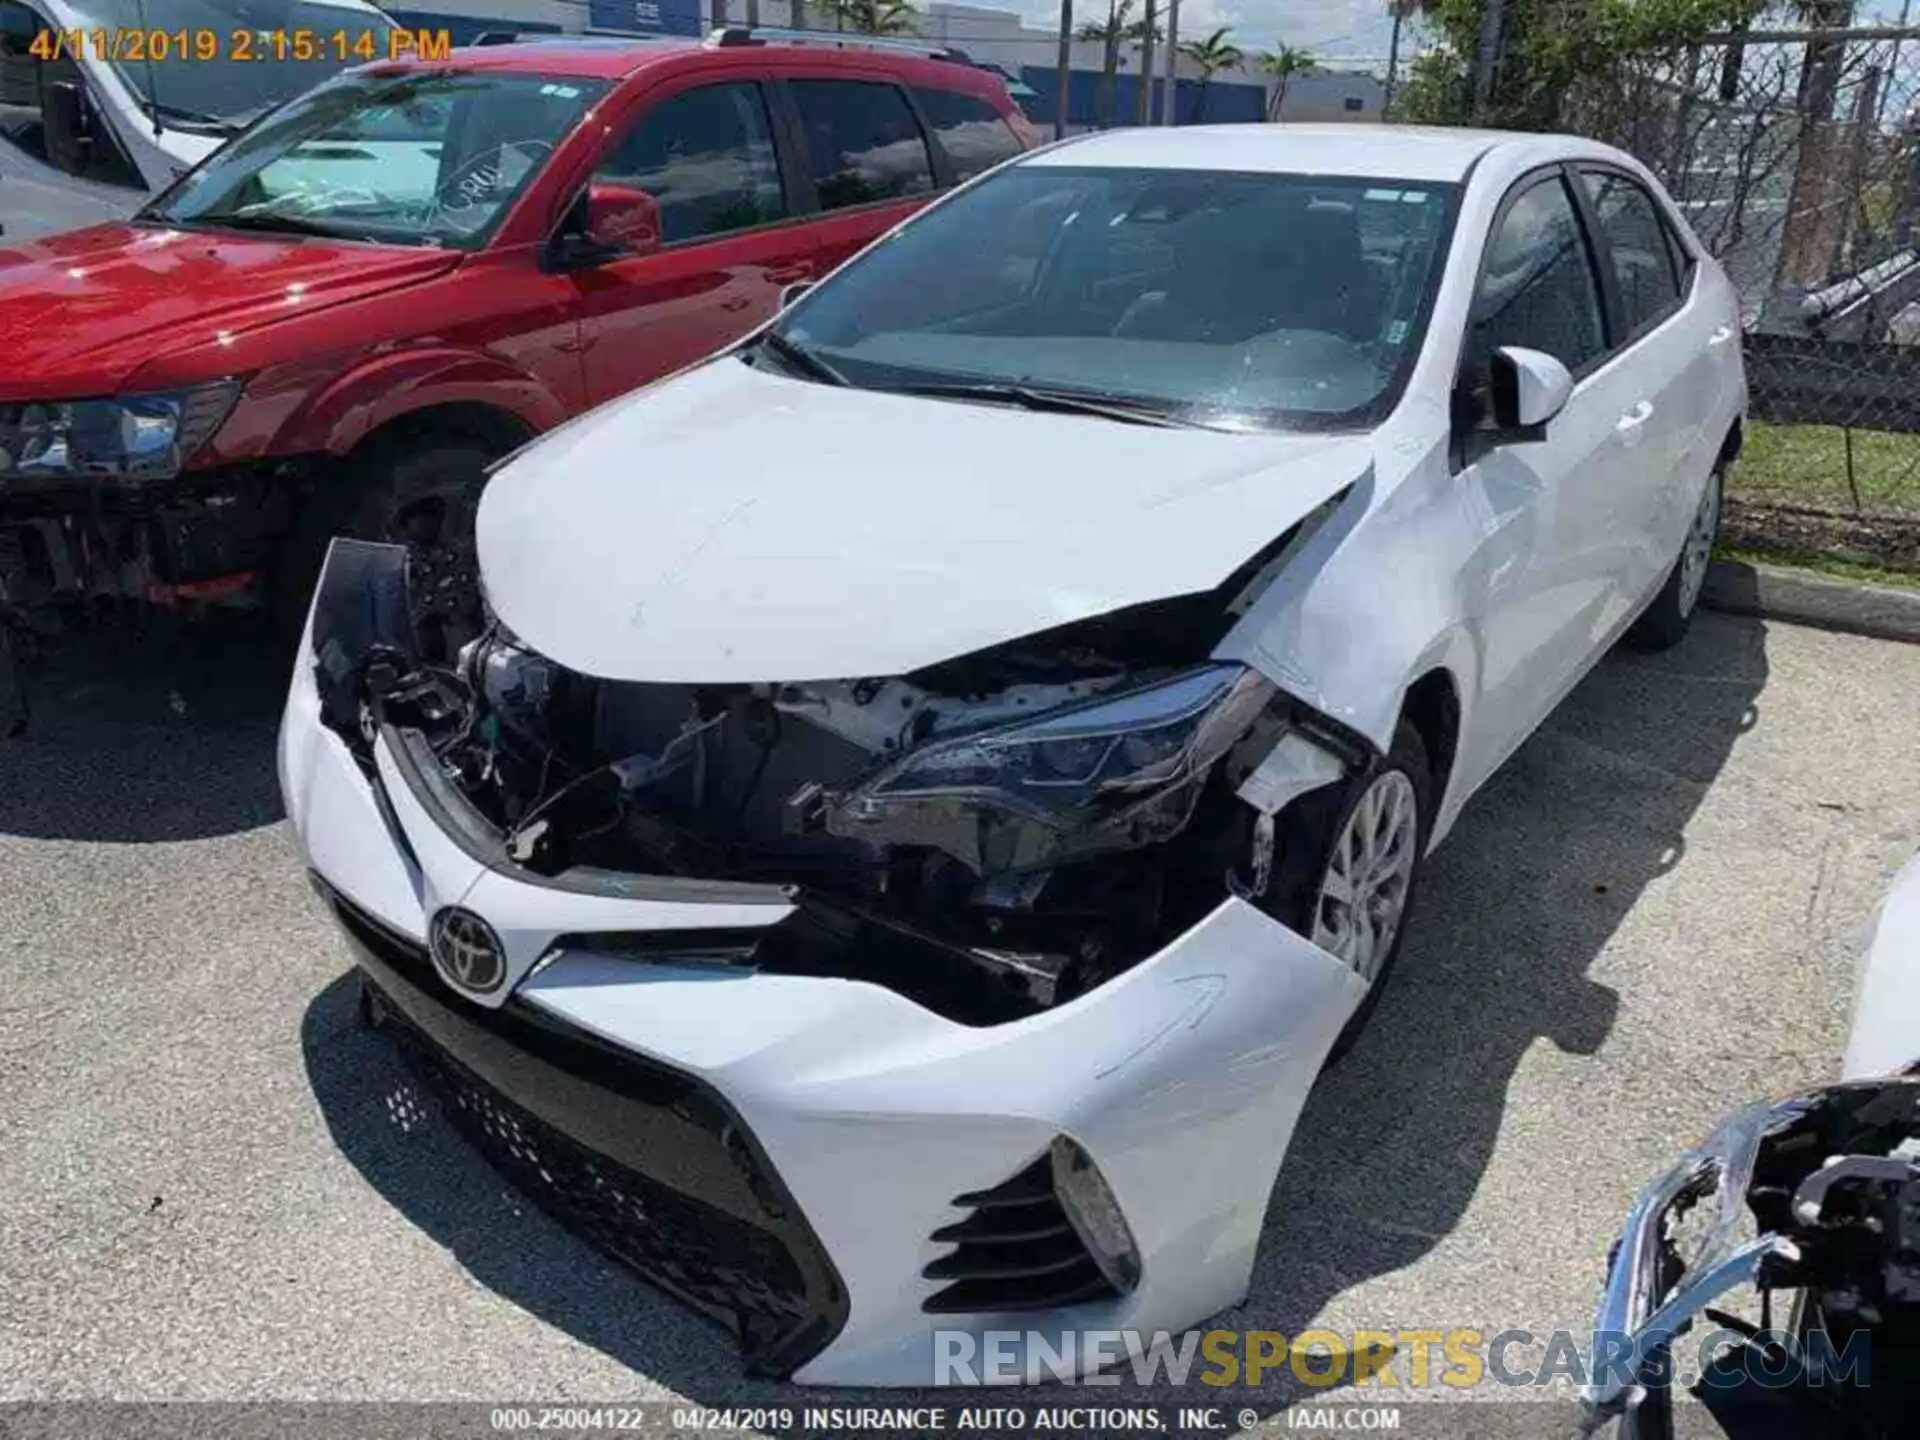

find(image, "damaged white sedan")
[278,124,1746,1384]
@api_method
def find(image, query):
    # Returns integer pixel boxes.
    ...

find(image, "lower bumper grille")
[922,1154,1120,1313]
[317,878,848,1376]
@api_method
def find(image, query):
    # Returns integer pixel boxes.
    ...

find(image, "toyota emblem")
[428,907,507,996]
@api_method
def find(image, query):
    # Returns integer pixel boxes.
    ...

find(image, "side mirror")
[778,280,812,310]
[44,81,95,172]
[1488,345,1573,439]
[585,181,660,255]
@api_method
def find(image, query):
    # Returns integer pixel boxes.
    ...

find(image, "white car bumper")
[278,543,1366,1386]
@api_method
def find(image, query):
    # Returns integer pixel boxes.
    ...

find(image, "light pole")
[1160,0,1180,124]
[1055,0,1075,140]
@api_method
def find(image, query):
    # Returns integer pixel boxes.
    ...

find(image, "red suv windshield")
[145,68,609,248]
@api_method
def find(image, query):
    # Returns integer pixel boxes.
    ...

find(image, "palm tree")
[821,0,917,33]
[1078,0,1137,128]
[1259,44,1316,122]
[1179,26,1241,122]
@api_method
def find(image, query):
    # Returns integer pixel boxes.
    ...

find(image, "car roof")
[393,37,702,80]
[393,35,1012,86]
[1026,124,1608,183]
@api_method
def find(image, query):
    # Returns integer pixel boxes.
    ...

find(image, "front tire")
[1262,718,1433,1065]
[277,439,495,662]
[0,622,26,739]
[1626,467,1722,652]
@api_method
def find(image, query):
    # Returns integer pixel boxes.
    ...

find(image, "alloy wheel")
[1311,769,1420,983]
[1677,473,1721,618]
[380,482,482,662]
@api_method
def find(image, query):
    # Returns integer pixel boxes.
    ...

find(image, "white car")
[279,123,1747,1385]
[1844,846,1920,1080]
[0,0,398,244]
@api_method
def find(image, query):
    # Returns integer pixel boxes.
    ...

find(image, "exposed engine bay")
[1584,1075,1920,1440]
[320,509,1362,1025]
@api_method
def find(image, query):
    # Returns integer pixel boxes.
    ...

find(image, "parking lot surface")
[2,612,1916,1405]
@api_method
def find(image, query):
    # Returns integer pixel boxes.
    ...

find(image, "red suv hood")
[0,224,461,399]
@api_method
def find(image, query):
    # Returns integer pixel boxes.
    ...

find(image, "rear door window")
[1580,170,1685,340]
[594,81,787,244]
[787,78,934,212]
[909,86,1021,182]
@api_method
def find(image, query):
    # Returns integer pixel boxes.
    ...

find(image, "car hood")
[477,357,1374,683]
[0,224,460,398]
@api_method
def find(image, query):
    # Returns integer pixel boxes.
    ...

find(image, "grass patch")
[1714,542,1920,590]
[1736,422,1920,513]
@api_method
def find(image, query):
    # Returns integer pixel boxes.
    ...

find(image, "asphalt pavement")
[1,610,1916,1409]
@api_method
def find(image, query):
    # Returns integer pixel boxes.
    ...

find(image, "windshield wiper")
[751,330,848,386]
[884,379,1200,429]
[147,100,246,133]
[188,213,376,242]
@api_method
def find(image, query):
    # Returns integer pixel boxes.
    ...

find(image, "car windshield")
[62,0,401,129]
[143,68,607,248]
[775,164,1460,431]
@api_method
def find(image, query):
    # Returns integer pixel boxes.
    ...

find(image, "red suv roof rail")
[703,25,977,65]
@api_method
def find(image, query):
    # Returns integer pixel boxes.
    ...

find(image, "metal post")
[1138,0,1157,124]
[1055,0,1074,140]
[1161,0,1179,125]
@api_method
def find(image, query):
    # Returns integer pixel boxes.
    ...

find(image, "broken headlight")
[0,380,240,482]
[827,664,1274,874]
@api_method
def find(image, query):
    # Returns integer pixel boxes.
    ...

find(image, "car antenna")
[133,0,163,136]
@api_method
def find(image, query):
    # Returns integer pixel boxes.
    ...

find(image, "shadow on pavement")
[299,613,1771,1420]
[0,611,289,842]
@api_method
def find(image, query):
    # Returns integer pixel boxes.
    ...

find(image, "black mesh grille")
[921,1154,1120,1313]
[381,1004,813,1350]
[316,878,848,1376]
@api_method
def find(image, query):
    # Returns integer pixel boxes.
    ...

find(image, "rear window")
[910,86,1022,182]
[788,79,935,211]
[1580,170,1684,338]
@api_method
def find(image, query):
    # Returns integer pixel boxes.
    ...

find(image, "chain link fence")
[1559,8,1920,550]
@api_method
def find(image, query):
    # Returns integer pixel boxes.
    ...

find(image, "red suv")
[0,28,1035,682]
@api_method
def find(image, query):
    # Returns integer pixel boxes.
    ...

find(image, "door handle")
[1616,400,1655,446]
[1708,324,1735,346]
[766,262,814,284]
[1617,400,1654,432]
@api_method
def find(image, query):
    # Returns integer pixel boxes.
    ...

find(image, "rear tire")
[276,440,496,663]
[1626,467,1722,652]
[1261,718,1433,1066]
[0,622,26,739]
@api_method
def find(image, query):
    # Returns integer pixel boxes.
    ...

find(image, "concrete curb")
[1703,559,1920,644]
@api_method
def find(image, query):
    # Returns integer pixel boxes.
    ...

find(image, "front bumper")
[0,459,311,606]
[278,541,1367,1386]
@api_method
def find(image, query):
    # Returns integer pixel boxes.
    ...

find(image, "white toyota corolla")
[279,123,1746,1384]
